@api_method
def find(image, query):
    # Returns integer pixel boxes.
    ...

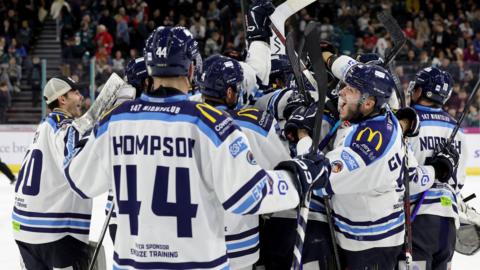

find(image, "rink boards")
[1,124,480,175]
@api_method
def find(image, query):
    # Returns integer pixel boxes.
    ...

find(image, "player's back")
[409,104,467,225]
[96,94,259,269]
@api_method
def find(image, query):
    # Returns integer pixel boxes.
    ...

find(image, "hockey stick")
[286,31,311,103]
[411,76,480,222]
[377,11,407,108]
[269,0,318,92]
[88,201,115,270]
[376,12,413,269]
[240,0,249,48]
[290,22,341,270]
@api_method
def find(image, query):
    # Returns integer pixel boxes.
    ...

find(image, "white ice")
[0,174,479,269]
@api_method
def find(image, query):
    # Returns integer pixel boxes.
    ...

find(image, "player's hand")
[396,107,420,137]
[283,89,309,120]
[246,0,275,43]
[284,103,317,142]
[319,40,338,55]
[425,142,459,183]
[275,151,331,203]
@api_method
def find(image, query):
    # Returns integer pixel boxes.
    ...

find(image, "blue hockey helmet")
[270,54,293,87]
[144,26,202,77]
[200,54,244,100]
[356,53,385,65]
[343,64,395,107]
[411,67,453,105]
[125,57,148,92]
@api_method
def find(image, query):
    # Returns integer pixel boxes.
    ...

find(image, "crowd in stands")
[0,0,479,127]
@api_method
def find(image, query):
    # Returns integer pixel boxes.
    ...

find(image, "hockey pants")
[410,215,456,270]
[16,235,90,270]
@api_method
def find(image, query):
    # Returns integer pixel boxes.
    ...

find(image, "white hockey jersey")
[12,110,92,244]
[221,106,290,268]
[409,104,468,227]
[63,92,301,270]
[313,110,406,251]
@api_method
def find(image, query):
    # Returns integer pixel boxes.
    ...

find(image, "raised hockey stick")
[290,22,341,270]
[377,11,412,269]
[411,76,480,223]
[240,0,249,48]
[286,31,311,103]
[88,201,115,270]
[377,11,407,108]
[270,0,319,92]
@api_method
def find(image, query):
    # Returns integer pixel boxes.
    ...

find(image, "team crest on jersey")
[246,151,257,165]
[229,137,248,158]
[331,160,344,173]
[340,150,359,171]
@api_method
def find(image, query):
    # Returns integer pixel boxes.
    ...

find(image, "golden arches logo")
[355,127,383,151]
[237,108,259,120]
[196,103,223,123]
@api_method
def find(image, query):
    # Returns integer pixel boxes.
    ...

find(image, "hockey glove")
[319,40,338,55]
[283,89,310,120]
[425,142,460,183]
[284,103,317,142]
[246,0,275,43]
[395,107,420,137]
[275,152,331,203]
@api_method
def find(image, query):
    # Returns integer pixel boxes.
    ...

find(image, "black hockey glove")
[425,142,460,183]
[319,40,338,55]
[275,152,331,203]
[283,89,310,120]
[395,107,420,137]
[284,103,317,143]
[246,0,275,43]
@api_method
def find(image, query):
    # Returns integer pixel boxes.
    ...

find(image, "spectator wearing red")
[403,20,416,39]
[463,43,480,62]
[94,24,114,55]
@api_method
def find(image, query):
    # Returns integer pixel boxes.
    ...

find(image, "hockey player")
[12,76,91,270]
[63,25,330,270]
[407,67,466,269]
[199,54,291,270]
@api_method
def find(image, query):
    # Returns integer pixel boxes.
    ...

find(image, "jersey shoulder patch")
[229,108,273,137]
[45,112,73,132]
[345,113,398,165]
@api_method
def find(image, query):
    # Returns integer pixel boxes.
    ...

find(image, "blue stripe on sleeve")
[234,120,269,137]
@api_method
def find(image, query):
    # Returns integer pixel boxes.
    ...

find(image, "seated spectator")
[7,57,21,92]
[464,43,480,62]
[16,20,32,50]
[0,80,10,123]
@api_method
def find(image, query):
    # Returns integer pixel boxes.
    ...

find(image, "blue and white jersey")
[221,107,290,268]
[314,110,406,251]
[63,92,300,270]
[12,110,92,244]
[409,104,468,227]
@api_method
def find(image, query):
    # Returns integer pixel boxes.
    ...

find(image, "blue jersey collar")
[413,104,443,112]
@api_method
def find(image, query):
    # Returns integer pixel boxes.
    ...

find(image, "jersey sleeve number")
[15,149,43,196]
[114,165,198,237]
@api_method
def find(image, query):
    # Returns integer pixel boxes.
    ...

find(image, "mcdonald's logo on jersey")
[355,127,383,151]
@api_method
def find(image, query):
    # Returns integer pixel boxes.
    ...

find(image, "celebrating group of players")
[11,0,479,269]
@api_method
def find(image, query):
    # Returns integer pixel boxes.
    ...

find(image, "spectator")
[0,80,10,123]
[204,31,221,56]
[404,20,416,40]
[98,9,116,37]
[78,14,96,54]
[16,20,31,50]
[114,14,129,54]
[463,43,480,62]
[94,24,114,55]
[7,57,21,92]
[111,50,125,76]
